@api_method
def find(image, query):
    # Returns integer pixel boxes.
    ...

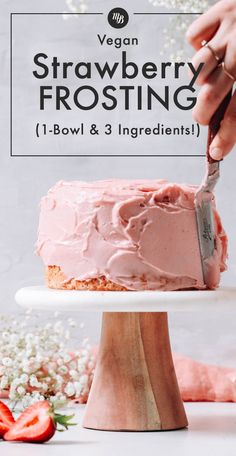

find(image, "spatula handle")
[207,90,232,163]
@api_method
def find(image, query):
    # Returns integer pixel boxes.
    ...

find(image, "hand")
[186,0,236,160]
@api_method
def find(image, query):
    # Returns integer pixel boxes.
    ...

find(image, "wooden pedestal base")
[83,312,188,431]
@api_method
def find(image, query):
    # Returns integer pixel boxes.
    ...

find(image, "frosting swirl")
[36,179,227,290]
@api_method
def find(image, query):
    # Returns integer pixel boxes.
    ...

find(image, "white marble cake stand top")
[15,286,236,312]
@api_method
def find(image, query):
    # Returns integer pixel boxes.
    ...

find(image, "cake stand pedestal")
[15,286,236,432]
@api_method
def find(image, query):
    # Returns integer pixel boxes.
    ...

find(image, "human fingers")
[192,65,234,125]
[190,24,227,85]
[209,89,236,160]
[186,0,232,50]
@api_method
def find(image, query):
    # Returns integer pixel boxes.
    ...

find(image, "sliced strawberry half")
[4,400,76,443]
[0,401,15,437]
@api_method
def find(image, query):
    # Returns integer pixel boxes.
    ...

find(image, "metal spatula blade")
[195,91,232,287]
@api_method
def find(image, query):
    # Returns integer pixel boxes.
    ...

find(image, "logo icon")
[108,8,129,29]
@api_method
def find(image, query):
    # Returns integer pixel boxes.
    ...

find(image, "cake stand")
[15,286,236,432]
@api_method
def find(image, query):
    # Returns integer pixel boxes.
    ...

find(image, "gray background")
[1,0,236,367]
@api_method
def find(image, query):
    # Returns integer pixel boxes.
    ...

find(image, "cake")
[36,179,227,291]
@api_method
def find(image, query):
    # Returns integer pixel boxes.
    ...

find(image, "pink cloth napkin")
[1,353,236,402]
[173,354,236,402]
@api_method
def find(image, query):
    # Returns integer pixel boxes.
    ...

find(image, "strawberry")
[4,400,76,443]
[0,401,15,437]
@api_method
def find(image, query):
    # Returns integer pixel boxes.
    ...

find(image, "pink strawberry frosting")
[36,179,227,290]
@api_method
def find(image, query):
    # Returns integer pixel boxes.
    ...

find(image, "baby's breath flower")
[63,353,72,363]
[63,0,88,20]
[0,313,94,409]
[67,318,77,327]
[0,376,9,389]
[74,381,83,395]
[58,365,68,375]
[2,357,13,367]
[20,373,29,384]
[11,378,22,387]
[88,361,95,370]
[149,0,211,60]
[69,369,79,380]
[41,383,49,392]
[17,385,26,396]
[79,374,89,386]
[64,382,76,397]
[29,375,41,387]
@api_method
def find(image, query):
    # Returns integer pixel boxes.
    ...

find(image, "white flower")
[31,391,45,402]
[29,375,41,387]
[0,375,9,389]
[69,369,79,380]
[58,365,68,375]
[67,318,76,327]
[79,374,88,387]
[41,383,48,392]
[63,353,71,363]
[77,359,87,373]
[64,382,75,397]
[2,357,13,367]
[50,393,67,408]
[11,377,22,387]
[35,354,44,363]
[88,361,95,370]
[69,361,77,370]
[22,361,30,373]
[9,390,16,400]
[22,394,33,408]
[55,375,63,387]
[0,312,94,410]
[74,382,82,396]
[20,373,29,384]
[149,0,209,59]
[17,385,26,396]
[25,333,34,343]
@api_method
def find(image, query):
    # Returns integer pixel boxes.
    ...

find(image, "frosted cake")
[36,179,227,291]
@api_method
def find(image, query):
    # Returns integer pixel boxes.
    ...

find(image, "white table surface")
[1,403,236,456]
[15,286,236,312]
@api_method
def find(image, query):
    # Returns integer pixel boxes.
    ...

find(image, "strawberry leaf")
[51,412,77,431]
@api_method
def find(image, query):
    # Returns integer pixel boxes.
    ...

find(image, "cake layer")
[46,266,127,290]
[36,179,227,291]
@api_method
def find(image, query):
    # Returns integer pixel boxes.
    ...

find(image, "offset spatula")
[195,90,232,287]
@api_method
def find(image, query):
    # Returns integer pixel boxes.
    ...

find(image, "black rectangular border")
[10,12,204,157]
